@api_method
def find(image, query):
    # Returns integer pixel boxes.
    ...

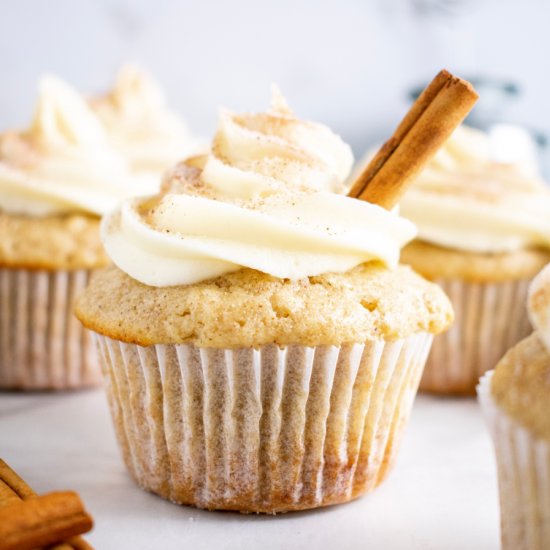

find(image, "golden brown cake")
[401,240,550,283]
[77,263,451,348]
[0,211,107,270]
[399,125,550,395]
[478,263,550,549]
[76,91,453,513]
[490,333,550,439]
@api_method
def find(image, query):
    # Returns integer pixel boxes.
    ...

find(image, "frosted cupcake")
[400,125,550,394]
[0,76,157,390]
[90,64,198,176]
[76,92,453,512]
[478,263,550,550]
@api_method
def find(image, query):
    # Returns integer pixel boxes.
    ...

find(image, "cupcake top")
[491,263,550,440]
[90,65,197,175]
[491,332,550,441]
[0,76,157,218]
[529,263,550,351]
[399,125,550,254]
[77,262,453,347]
[77,92,453,346]
[101,91,416,287]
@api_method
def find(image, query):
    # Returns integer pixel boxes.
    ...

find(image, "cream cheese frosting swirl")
[399,125,550,253]
[0,76,158,217]
[90,65,197,174]
[102,93,416,287]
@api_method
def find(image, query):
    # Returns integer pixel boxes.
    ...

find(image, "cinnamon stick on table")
[349,69,478,209]
[0,492,93,550]
[0,459,94,550]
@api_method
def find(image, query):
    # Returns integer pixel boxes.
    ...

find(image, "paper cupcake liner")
[478,372,550,550]
[93,331,433,513]
[0,268,101,390]
[420,278,532,395]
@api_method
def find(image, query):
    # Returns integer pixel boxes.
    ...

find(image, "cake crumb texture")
[76,263,453,348]
[402,240,550,283]
[492,332,550,441]
[0,211,109,270]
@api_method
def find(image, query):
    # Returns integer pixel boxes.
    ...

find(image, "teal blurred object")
[409,77,549,180]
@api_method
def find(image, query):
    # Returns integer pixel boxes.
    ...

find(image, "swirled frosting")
[399,125,550,253]
[90,65,197,174]
[103,93,416,287]
[0,76,158,217]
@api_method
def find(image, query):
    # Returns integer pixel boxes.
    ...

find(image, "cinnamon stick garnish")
[0,459,37,501]
[0,459,93,550]
[0,492,93,550]
[349,69,478,208]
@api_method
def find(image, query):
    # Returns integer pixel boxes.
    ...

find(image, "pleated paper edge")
[478,371,550,550]
[93,332,433,513]
[0,267,101,390]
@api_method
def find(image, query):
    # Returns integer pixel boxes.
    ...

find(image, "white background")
[1,0,549,163]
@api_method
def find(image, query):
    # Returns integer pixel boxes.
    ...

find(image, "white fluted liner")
[478,372,550,550]
[94,332,433,513]
[421,278,532,395]
[0,268,100,390]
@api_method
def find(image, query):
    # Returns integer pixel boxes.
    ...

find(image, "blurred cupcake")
[0,76,157,390]
[478,263,550,550]
[90,64,198,177]
[400,125,550,395]
[76,92,453,512]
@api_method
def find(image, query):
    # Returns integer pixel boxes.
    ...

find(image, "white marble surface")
[0,389,499,549]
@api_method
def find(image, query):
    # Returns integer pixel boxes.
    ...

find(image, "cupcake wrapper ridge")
[421,278,531,395]
[478,372,550,550]
[94,332,432,513]
[0,268,100,390]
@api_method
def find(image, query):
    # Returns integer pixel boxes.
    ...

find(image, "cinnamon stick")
[0,491,93,550]
[0,480,22,507]
[0,460,93,550]
[0,459,36,501]
[349,69,478,208]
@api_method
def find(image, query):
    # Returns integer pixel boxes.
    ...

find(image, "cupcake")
[399,124,550,395]
[478,263,550,550]
[76,91,453,512]
[90,64,198,177]
[0,76,157,390]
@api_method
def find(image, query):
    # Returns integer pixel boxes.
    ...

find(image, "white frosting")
[91,65,197,174]
[103,93,416,287]
[0,76,157,217]
[529,264,550,352]
[399,125,550,253]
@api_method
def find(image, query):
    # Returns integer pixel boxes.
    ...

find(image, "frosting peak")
[103,92,416,287]
[202,89,354,202]
[91,65,196,173]
[0,76,157,217]
[29,76,107,150]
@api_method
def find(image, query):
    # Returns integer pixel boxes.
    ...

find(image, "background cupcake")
[478,262,550,550]
[400,125,550,395]
[90,64,199,177]
[0,76,158,390]
[76,92,453,512]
